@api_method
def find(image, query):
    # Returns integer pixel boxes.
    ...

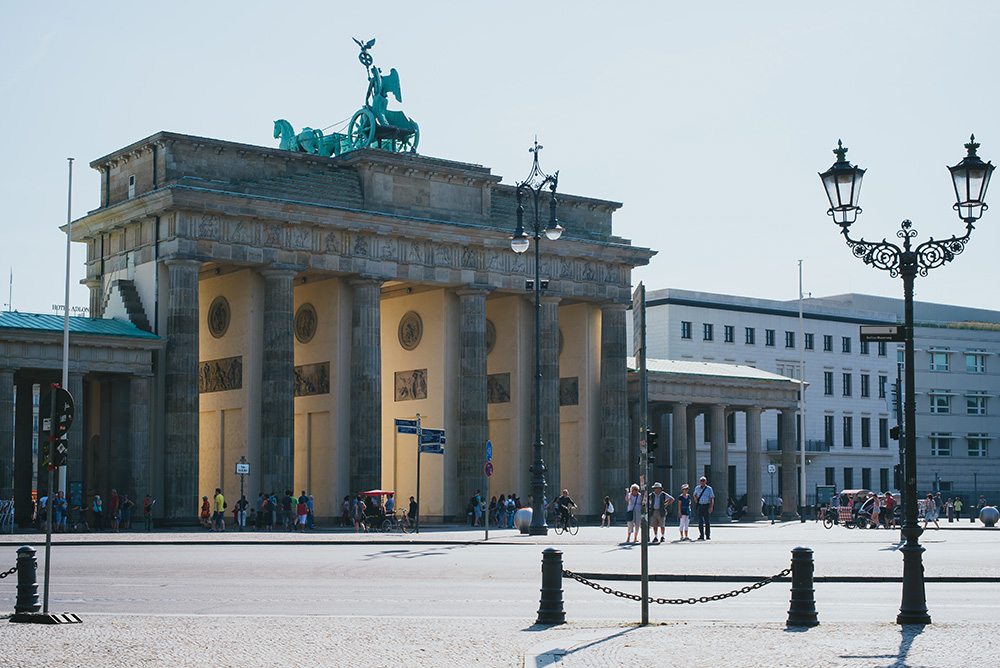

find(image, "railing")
[765,439,830,452]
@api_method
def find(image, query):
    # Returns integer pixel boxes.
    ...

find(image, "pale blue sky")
[3,2,1000,313]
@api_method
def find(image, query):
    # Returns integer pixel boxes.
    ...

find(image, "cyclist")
[555,489,577,529]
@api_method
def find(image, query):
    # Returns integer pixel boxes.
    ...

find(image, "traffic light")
[893,464,902,490]
[647,431,658,452]
[889,425,901,441]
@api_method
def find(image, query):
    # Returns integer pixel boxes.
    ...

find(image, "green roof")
[0,312,159,339]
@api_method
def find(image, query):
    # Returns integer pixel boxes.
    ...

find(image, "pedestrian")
[976,495,987,523]
[37,491,48,531]
[506,495,517,528]
[648,482,674,543]
[946,497,954,522]
[472,489,483,527]
[92,494,104,531]
[296,496,308,531]
[236,495,249,530]
[307,495,315,530]
[922,493,940,530]
[261,494,273,531]
[601,495,614,527]
[677,483,691,541]
[143,494,154,531]
[954,497,964,521]
[247,506,257,530]
[52,491,66,533]
[408,495,418,529]
[625,484,642,544]
[341,495,351,527]
[282,490,294,531]
[269,491,278,528]
[882,492,896,529]
[869,493,880,529]
[213,487,226,532]
[497,494,507,529]
[109,489,121,533]
[353,494,366,533]
[122,494,134,530]
[693,476,715,540]
[200,495,211,529]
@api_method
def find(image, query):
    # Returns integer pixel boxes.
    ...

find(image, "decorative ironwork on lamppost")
[511,139,563,536]
[819,135,994,625]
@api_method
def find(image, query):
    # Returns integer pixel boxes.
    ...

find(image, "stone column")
[539,295,561,500]
[84,278,104,318]
[14,379,34,526]
[163,258,200,521]
[260,268,296,495]
[599,304,628,505]
[129,374,152,498]
[744,406,763,522]
[686,406,699,489]
[780,408,799,520]
[456,289,488,512]
[0,369,13,500]
[670,402,688,492]
[349,278,382,493]
[66,372,85,493]
[709,404,729,519]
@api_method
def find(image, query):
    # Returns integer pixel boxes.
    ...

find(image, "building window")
[842,336,851,353]
[843,467,854,489]
[860,340,870,355]
[878,374,887,399]
[966,352,987,374]
[930,434,952,457]
[929,351,950,372]
[823,371,834,396]
[861,417,871,448]
[784,331,795,348]
[843,416,853,447]
[703,323,714,341]
[824,415,834,447]
[967,393,988,416]
[724,325,735,343]
[745,327,756,345]
[805,333,814,350]
[968,434,989,457]
[877,341,887,357]
[879,418,889,448]
[898,348,904,365]
[823,335,833,352]
[842,373,852,397]
[880,468,889,491]
[681,321,692,339]
[862,468,872,490]
[929,391,951,414]
[860,374,870,398]
[825,467,836,486]
[765,329,775,347]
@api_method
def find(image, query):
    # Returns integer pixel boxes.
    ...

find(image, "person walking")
[922,493,940,530]
[868,492,880,529]
[307,495,315,530]
[143,494,155,531]
[882,491,896,529]
[677,483,691,541]
[213,488,226,532]
[601,495,614,527]
[109,489,121,533]
[954,497,964,521]
[692,476,715,541]
[236,495,249,531]
[625,484,642,544]
[472,490,483,527]
[295,496,308,531]
[407,495,418,530]
[92,494,104,531]
[121,493,135,530]
[647,482,674,544]
[199,496,211,529]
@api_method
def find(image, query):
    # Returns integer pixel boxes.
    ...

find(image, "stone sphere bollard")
[980,506,999,527]
[514,508,533,534]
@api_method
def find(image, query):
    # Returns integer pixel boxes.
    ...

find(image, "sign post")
[396,416,446,534]
[41,383,73,615]
[768,463,777,524]
[484,439,493,541]
[235,456,250,531]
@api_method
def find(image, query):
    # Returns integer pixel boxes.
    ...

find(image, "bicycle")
[553,510,579,536]
[380,511,410,533]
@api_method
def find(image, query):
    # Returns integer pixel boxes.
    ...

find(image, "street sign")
[860,325,905,342]
[485,439,493,462]
[395,418,419,434]
[235,462,250,475]
[39,386,74,468]
[53,438,68,467]
[420,428,446,445]
[419,444,445,455]
[484,461,494,478]
[767,463,777,474]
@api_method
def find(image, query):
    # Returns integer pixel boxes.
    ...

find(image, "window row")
[917,350,989,374]
[825,466,892,492]
[823,414,891,449]
[927,391,991,416]
[679,321,887,355]
[929,433,991,457]
[823,371,888,399]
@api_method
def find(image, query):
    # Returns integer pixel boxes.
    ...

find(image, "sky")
[3,2,1000,315]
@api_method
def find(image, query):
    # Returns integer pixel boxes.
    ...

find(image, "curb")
[569,572,1000,584]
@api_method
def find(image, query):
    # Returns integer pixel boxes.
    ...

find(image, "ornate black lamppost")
[511,140,563,536]
[819,136,994,625]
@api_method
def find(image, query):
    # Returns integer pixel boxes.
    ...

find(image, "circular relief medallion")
[295,303,318,344]
[485,319,497,355]
[207,296,230,339]
[398,311,423,351]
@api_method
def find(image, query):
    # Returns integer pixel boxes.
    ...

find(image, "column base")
[528,526,549,536]
[741,512,763,522]
[780,512,800,522]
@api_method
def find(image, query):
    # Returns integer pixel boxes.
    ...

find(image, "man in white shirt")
[648,482,674,544]
[692,476,715,541]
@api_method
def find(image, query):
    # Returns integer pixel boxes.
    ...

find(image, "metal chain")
[0,564,17,579]
[562,567,792,605]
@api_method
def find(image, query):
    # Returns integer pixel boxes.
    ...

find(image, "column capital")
[539,294,562,306]
[81,277,101,289]
[672,401,690,410]
[348,275,385,288]
[600,302,629,313]
[163,256,203,269]
[455,285,492,298]
[258,266,300,280]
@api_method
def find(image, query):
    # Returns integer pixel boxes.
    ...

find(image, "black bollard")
[786,546,819,628]
[536,547,566,625]
[13,545,40,615]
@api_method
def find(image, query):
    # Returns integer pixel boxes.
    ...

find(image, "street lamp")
[511,139,563,536]
[819,135,993,626]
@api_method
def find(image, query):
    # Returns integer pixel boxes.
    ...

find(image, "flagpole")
[60,158,73,495]
[798,260,807,519]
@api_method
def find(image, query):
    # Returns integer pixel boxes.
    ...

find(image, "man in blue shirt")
[692,476,715,540]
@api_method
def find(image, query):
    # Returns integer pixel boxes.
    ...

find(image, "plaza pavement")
[1,520,998,667]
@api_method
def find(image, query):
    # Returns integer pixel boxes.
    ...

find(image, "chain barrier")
[562,567,792,605]
[0,564,17,579]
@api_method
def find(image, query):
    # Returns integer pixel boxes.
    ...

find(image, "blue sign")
[420,428,445,445]
[419,444,445,455]
[395,418,418,435]
[486,439,493,462]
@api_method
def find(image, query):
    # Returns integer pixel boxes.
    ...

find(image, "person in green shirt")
[954,497,964,520]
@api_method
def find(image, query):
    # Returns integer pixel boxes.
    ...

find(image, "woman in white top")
[625,484,642,544]
[601,496,614,527]
[922,493,940,530]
